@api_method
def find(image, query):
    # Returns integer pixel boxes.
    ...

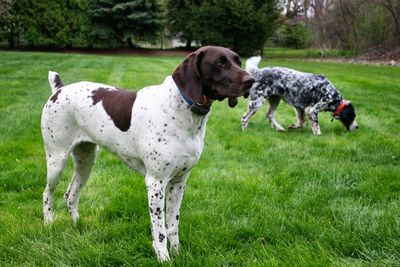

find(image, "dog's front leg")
[305,102,327,135]
[166,173,189,253]
[288,107,306,129]
[266,96,285,132]
[145,174,170,262]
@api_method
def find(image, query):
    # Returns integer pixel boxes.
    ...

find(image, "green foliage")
[166,0,202,47]
[1,51,400,265]
[0,0,14,24]
[166,0,279,55]
[271,19,310,49]
[0,0,16,47]
[356,3,395,49]
[89,0,164,48]
[262,47,354,59]
[10,0,91,48]
[282,22,310,49]
[303,0,400,52]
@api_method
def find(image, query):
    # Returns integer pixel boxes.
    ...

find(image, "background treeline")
[276,0,400,54]
[0,0,279,55]
[0,0,399,55]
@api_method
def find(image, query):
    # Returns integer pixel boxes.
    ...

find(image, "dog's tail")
[245,56,262,76]
[48,71,64,93]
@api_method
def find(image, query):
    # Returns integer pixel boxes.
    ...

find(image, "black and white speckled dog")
[241,56,358,135]
[41,46,254,261]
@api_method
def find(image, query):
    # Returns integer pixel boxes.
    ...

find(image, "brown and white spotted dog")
[242,56,358,135]
[41,46,254,261]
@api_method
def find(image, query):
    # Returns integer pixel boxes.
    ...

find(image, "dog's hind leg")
[64,142,98,223]
[43,148,70,224]
[266,96,285,132]
[288,107,306,129]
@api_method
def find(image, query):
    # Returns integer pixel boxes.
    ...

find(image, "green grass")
[264,47,353,58]
[1,51,399,266]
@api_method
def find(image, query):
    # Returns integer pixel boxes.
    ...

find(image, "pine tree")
[166,0,203,48]
[90,0,164,48]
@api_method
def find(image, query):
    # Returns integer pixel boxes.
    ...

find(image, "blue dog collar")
[178,88,194,106]
[177,88,211,116]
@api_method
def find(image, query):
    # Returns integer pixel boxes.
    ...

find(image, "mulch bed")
[355,47,400,65]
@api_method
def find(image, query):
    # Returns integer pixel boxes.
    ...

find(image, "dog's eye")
[216,59,226,68]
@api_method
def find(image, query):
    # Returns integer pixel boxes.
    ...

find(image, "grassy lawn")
[263,47,353,58]
[0,51,399,266]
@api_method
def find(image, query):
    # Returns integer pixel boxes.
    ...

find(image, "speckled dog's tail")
[245,56,262,76]
[48,71,64,93]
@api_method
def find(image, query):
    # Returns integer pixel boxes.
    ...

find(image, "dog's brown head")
[172,46,254,113]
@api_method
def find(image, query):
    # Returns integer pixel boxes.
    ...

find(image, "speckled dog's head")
[172,46,254,108]
[336,101,358,131]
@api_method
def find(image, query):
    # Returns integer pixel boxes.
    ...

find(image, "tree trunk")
[338,0,359,53]
[7,23,15,49]
[185,38,192,49]
[384,0,400,45]
[127,37,133,48]
[286,0,292,14]
[303,0,309,24]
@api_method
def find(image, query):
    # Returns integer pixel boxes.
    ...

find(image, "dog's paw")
[312,130,322,135]
[288,124,305,130]
[44,213,54,225]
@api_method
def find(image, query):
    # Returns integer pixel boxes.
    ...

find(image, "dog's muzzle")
[348,120,359,131]
[242,76,255,98]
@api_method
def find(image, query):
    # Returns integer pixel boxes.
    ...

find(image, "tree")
[165,0,202,49]
[89,0,164,48]
[166,0,278,55]
[0,0,16,48]
[3,0,91,48]
[0,0,14,22]
[377,0,400,45]
[272,0,310,49]
[278,0,399,52]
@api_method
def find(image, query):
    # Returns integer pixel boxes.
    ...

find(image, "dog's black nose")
[356,125,359,129]
[242,76,255,90]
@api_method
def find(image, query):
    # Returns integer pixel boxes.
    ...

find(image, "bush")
[271,21,310,49]
[283,22,310,49]
[12,0,91,48]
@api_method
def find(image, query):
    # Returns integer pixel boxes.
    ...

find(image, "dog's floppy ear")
[228,89,249,108]
[172,51,205,104]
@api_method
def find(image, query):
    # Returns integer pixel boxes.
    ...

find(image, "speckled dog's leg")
[64,142,98,223]
[43,150,69,224]
[266,96,285,132]
[166,173,189,253]
[145,174,170,262]
[241,95,265,130]
[288,107,306,129]
[306,102,327,135]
